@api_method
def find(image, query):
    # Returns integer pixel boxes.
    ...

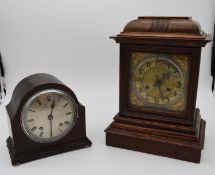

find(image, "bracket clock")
[6,73,92,165]
[105,16,211,163]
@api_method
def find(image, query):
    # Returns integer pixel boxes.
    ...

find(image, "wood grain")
[6,73,92,165]
[105,16,211,163]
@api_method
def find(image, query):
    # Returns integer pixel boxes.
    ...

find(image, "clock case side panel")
[119,44,201,126]
[6,73,92,165]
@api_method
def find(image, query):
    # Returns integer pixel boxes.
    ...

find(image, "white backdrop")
[0,0,215,175]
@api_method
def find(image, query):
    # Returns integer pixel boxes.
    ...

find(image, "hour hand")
[153,75,164,97]
[51,99,55,108]
[153,75,161,88]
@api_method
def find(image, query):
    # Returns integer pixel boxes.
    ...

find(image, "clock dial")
[21,89,77,143]
[130,52,190,112]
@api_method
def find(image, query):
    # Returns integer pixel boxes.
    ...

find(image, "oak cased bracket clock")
[105,16,211,163]
[6,73,92,165]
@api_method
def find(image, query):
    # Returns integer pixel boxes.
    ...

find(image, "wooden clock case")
[6,73,92,165]
[105,17,211,163]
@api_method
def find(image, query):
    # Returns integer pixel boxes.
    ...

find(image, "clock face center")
[48,115,53,120]
[21,89,78,143]
[135,56,184,105]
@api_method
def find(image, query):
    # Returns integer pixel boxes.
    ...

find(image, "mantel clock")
[6,73,92,165]
[105,16,211,163]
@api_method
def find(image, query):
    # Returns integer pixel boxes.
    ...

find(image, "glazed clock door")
[119,45,199,123]
[21,89,78,143]
[129,52,190,112]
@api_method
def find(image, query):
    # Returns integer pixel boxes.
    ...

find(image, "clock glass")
[129,52,190,112]
[21,89,77,143]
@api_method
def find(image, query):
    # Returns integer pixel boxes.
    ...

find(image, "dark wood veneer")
[6,73,92,165]
[105,16,211,163]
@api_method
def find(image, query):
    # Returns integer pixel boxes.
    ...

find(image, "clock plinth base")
[105,111,206,163]
[7,137,92,166]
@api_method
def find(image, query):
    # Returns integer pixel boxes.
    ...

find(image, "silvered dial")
[21,89,77,143]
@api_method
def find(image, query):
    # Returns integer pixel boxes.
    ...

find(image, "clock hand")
[154,75,164,99]
[48,114,53,138]
[153,75,161,87]
[48,99,55,138]
[50,99,55,115]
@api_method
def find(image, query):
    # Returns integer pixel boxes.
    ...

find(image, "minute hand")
[154,73,170,97]
[48,99,55,138]
[50,99,55,115]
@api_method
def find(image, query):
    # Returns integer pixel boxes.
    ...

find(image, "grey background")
[0,0,215,174]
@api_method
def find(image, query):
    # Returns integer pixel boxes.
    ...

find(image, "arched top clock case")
[6,73,92,165]
[7,73,80,118]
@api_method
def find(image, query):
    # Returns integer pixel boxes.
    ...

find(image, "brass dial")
[135,57,184,105]
[130,52,189,112]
